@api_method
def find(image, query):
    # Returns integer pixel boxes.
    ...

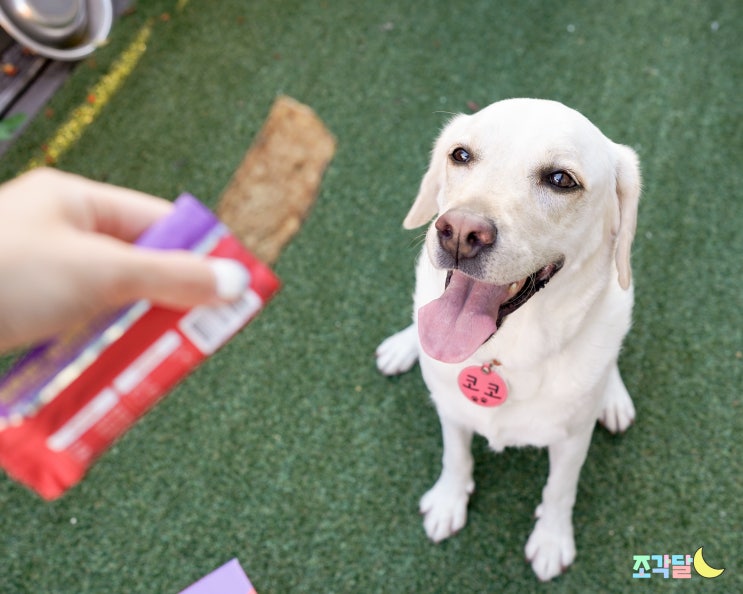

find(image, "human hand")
[0,168,248,352]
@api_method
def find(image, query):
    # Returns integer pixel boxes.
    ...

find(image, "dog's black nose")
[435,209,496,260]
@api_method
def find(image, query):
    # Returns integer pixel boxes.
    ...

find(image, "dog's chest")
[419,352,581,450]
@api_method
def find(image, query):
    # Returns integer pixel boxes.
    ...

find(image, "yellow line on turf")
[24,19,154,171]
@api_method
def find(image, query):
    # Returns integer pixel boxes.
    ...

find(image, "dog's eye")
[450,147,471,164]
[546,171,579,189]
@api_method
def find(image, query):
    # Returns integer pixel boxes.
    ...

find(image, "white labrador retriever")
[376,98,640,581]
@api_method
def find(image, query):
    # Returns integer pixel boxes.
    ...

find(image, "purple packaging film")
[0,194,222,422]
[135,194,218,250]
[179,559,256,594]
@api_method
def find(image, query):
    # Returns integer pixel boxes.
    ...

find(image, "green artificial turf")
[1,1,741,592]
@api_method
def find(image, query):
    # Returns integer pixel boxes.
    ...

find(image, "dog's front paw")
[376,324,418,376]
[419,476,475,543]
[599,370,636,434]
[525,517,576,581]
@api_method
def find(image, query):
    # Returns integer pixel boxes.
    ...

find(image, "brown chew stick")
[217,96,337,265]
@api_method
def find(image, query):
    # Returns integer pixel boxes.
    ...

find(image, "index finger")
[31,168,175,242]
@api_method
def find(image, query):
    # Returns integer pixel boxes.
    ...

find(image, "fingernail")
[208,258,250,300]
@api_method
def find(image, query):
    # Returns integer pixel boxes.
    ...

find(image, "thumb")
[106,249,250,311]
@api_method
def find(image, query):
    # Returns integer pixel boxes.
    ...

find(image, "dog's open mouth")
[418,259,564,363]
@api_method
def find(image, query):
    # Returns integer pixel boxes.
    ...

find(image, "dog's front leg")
[525,425,594,581]
[419,416,474,543]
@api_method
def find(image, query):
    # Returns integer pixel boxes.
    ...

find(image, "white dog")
[376,98,640,581]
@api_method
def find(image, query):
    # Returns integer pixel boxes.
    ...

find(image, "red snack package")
[0,195,280,499]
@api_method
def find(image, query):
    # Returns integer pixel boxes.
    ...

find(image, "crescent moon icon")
[694,546,725,579]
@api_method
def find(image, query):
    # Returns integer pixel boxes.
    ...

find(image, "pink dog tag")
[458,362,508,407]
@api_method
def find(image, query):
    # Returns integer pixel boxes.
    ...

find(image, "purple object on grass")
[179,558,256,594]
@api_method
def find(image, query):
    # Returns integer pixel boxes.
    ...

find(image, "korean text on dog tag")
[458,363,508,407]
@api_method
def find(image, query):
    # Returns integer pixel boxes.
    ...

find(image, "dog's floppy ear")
[613,143,641,290]
[403,150,443,229]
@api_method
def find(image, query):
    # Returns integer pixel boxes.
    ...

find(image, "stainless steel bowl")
[0,0,112,61]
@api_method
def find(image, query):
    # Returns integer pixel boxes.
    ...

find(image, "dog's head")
[405,98,641,363]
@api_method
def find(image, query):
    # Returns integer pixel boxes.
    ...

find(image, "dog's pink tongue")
[418,271,510,364]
